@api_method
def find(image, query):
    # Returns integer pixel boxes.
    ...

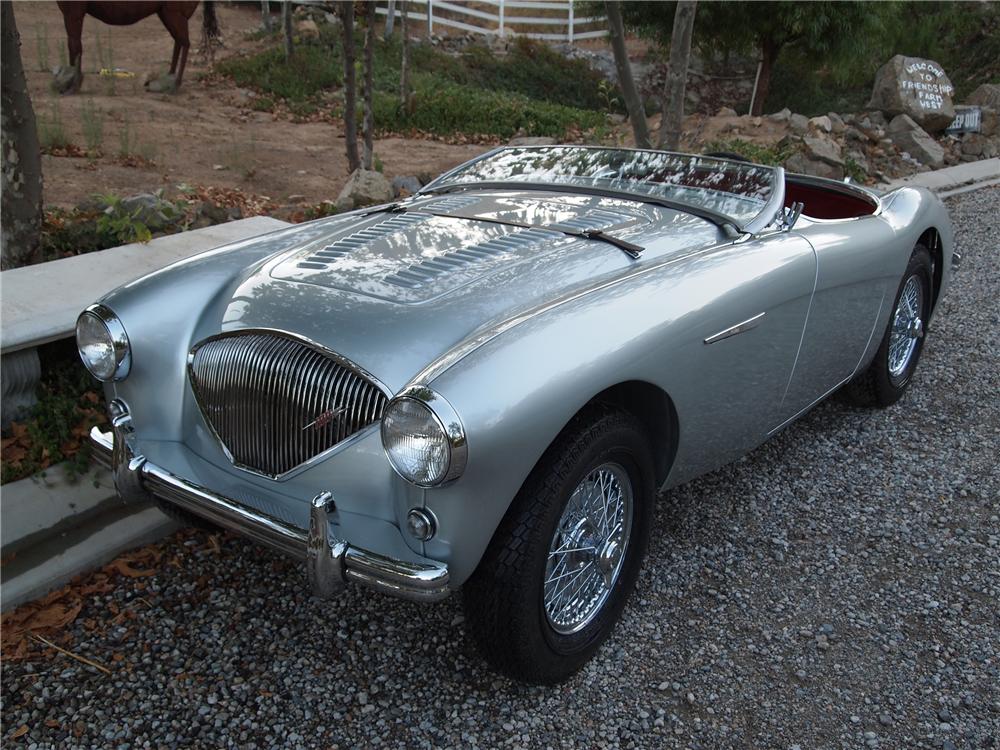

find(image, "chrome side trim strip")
[703,312,766,345]
[88,426,451,602]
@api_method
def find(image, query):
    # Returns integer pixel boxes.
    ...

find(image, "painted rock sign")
[869,55,955,133]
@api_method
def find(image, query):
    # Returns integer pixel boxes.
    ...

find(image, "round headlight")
[76,304,131,381]
[381,387,467,487]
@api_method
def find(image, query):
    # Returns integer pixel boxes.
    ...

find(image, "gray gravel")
[4,187,999,749]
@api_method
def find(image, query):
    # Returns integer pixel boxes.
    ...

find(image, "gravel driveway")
[3,187,998,750]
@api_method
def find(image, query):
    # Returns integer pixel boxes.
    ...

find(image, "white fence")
[376,1,607,43]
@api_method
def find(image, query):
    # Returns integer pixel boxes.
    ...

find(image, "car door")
[659,230,818,484]
[778,217,899,420]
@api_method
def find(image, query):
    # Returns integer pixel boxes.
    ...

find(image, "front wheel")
[845,245,933,407]
[462,407,655,684]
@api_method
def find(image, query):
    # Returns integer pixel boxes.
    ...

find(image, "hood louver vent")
[548,208,633,233]
[425,195,480,213]
[384,227,563,289]
[297,212,428,270]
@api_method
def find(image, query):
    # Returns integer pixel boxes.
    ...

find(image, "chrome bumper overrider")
[88,414,450,602]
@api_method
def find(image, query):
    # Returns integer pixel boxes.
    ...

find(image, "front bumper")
[88,409,450,602]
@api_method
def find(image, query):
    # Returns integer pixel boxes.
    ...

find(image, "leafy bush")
[703,138,793,167]
[217,45,342,102]
[444,37,620,112]
[219,31,613,139]
[96,194,154,244]
[1,354,106,485]
[374,75,605,139]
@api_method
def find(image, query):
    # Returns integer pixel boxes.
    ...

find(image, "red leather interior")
[785,181,877,220]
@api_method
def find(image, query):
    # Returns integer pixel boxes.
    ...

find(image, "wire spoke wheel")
[887,274,924,379]
[543,462,633,634]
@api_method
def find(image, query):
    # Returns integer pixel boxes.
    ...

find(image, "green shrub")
[462,37,622,112]
[41,207,115,261]
[704,138,794,167]
[217,45,342,102]
[218,31,611,140]
[96,194,153,244]
[1,356,105,485]
[374,75,605,139]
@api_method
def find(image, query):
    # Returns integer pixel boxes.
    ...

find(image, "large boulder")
[802,136,844,167]
[887,114,944,168]
[116,193,183,231]
[391,175,423,198]
[868,55,955,133]
[966,83,1000,111]
[335,169,393,211]
[784,152,844,181]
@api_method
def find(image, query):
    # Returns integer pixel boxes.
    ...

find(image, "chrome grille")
[189,332,387,477]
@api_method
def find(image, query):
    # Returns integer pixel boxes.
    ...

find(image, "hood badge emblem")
[302,406,347,432]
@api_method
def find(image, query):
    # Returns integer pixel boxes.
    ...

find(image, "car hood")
[215,191,721,390]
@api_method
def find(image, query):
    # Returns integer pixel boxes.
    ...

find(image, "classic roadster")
[79,146,954,683]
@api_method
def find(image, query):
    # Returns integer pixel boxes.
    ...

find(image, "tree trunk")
[1,1,43,270]
[658,0,697,150]
[750,38,780,117]
[260,0,271,32]
[384,0,396,40]
[400,1,411,113]
[361,2,376,171]
[604,1,650,148]
[281,0,293,60]
[340,2,359,172]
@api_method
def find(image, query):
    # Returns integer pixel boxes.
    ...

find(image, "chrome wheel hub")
[543,463,633,635]
[888,275,924,379]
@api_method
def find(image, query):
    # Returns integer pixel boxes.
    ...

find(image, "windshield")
[428,146,778,227]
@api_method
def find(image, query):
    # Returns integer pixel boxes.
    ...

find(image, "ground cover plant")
[217,26,612,139]
[1,345,107,485]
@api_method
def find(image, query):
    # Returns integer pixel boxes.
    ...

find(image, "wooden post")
[499,0,505,37]
[281,0,293,60]
[384,0,396,39]
[427,0,434,36]
[568,1,574,44]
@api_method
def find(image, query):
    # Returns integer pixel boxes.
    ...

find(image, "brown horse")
[55,1,219,93]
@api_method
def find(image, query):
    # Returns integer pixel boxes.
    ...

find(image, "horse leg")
[169,39,181,75]
[56,1,85,93]
[157,7,190,89]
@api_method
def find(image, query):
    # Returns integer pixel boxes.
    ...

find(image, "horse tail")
[202,1,221,43]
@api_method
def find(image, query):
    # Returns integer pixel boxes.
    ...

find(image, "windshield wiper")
[364,202,645,259]
[419,181,745,239]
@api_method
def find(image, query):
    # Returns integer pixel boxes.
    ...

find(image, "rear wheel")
[846,245,933,407]
[462,406,655,684]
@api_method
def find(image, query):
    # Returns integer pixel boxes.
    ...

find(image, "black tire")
[845,245,933,407]
[462,406,656,684]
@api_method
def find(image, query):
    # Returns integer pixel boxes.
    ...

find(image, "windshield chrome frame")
[420,145,785,236]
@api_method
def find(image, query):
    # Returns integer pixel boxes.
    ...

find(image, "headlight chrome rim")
[76,303,131,381]
[381,385,467,487]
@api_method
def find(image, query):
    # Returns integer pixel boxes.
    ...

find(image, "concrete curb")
[881,157,999,194]
[0,461,180,611]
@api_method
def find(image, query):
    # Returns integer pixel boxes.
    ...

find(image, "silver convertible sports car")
[79,146,954,683]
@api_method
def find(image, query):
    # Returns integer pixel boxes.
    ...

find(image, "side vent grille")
[297,213,428,270]
[384,227,562,289]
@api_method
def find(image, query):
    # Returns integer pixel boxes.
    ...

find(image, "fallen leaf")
[11,725,28,739]
[104,559,156,578]
[3,445,27,463]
